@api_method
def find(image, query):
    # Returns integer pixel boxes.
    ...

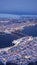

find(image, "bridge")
[11,31,26,38]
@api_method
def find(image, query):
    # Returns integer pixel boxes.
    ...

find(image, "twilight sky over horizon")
[0,0,37,14]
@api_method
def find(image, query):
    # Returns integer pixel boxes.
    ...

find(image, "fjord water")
[0,32,18,48]
[20,24,37,37]
[0,24,37,48]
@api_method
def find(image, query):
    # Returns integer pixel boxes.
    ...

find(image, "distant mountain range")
[0,12,37,15]
[0,13,37,19]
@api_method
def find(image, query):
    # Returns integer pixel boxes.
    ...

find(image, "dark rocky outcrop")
[0,61,4,65]
[28,61,37,65]
[28,62,34,65]
[35,61,37,65]
[6,62,18,65]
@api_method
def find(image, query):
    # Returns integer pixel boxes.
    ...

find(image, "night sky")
[0,0,37,14]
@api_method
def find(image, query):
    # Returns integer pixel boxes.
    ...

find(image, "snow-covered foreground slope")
[0,36,37,65]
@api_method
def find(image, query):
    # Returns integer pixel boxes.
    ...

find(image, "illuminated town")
[0,16,37,65]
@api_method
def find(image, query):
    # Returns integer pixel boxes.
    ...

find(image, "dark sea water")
[19,24,37,37]
[0,32,18,48]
